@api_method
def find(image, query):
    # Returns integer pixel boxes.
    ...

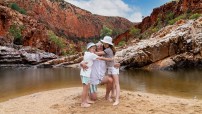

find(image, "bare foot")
[81,103,91,108]
[87,100,95,104]
[105,96,113,102]
[113,101,119,106]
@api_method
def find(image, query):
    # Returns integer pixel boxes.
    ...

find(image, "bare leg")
[112,75,120,106]
[101,76,113,102]
[81,84,91,107]
[111,81,116,98]
[89,92,97,101]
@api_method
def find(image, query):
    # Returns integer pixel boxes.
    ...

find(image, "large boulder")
[115,17,202,70]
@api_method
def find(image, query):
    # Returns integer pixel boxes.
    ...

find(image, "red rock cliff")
[114,0,202,45]
[0,0,133,55]
[6,0,133,39]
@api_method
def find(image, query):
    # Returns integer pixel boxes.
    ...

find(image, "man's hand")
[80,62,88,70]
[114,63,120,69]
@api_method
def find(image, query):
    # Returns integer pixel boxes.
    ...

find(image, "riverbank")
[0,87,201,114]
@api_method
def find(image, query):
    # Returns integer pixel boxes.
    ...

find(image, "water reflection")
[0,68,202,102]
[119,69,202,99]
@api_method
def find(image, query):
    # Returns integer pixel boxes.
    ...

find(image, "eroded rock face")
[0,45,57,68]
[115,17,202,70]
[0,0,133,55]
[4,0,132,39]
[114,0,202,45]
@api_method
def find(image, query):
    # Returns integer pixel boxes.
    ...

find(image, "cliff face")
[114,0,202,45]
[115,17,202,70]
[5,0,132,39]
[0,0,133,55]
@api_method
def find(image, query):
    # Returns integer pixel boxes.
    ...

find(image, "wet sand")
[0,87,202,114]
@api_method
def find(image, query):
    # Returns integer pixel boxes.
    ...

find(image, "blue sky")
[124,0,170,17]
[66,0,170,22]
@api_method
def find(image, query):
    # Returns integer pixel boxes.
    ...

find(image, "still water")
[0,68,202,102]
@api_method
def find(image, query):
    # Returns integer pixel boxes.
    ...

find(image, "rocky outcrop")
[35,53,83,68]
[114,0,202,45]
[0,5,67,54]
[4,0,132,40]
[115,17,202,70]
[0,45,57,68]
[0,0,133,55]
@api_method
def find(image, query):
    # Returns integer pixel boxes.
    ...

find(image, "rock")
[1,0,133,54]
[35,53,83,68]
[115,17,202,70]
[114,0,202,45]
[0,45,57,68]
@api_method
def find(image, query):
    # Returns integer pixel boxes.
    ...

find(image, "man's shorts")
[80,75,90,85]
[107,67,119,75]
[89,84,97,93]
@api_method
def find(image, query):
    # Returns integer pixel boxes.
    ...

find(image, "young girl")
[80,42,112,108]
[96,36,120,106]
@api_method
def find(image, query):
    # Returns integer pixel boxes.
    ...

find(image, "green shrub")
[10,3,26,15]
[129,27,141,36]
[168,14,186,25]
[118,41,126,47]
[151,27,159,33]
[100,26,112,38]
[189,13,201,20]
[48,31,65,49]
[9,24,24,45]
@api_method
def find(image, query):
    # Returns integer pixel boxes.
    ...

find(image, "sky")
[65,0,170,22]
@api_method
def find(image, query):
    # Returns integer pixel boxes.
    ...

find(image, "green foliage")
[151,27,159,33]
[129,27,140,36]
[9,24,24,45]
[118,40,126,47]
[112,29,123,37]
[48,30,66,49]
[168,14,186,25]
[165,12,174,24]
[62,44,76,55]
[189,13,201,20]
[10,3,26,15]
[100,26,112,38]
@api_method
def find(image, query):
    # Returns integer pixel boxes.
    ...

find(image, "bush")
[189,13,201,20]
[100,26,112,38]
[10,3,26,15]
[129,27,140,36]
[168,14,186,25]
[118,41,126,47]
[9,24,24,45]
[48,30,66,51]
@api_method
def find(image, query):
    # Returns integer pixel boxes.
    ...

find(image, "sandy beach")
[0,87,202,114]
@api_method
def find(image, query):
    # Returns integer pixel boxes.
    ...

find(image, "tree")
[100,26,112,38]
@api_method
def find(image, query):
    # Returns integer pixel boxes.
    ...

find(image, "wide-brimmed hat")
[87,42,96,50]
[101,36,113,45]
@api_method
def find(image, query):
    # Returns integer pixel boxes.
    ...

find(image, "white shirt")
[90,60,106,85]
[80,52,99,77]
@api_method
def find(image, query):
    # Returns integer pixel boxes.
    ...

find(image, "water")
[0,68,202,102]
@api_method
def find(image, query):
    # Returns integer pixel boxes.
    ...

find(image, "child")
[80,42,112,108]
[96,36,120,106]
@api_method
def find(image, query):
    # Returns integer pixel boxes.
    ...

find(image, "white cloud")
[65,0,142,22]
